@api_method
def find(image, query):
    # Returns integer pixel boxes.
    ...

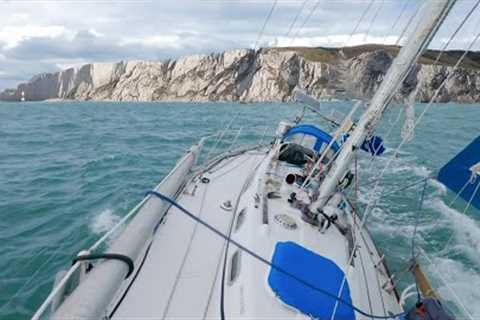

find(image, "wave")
[428,179,447,196]
[357,148,480,317]
[425,256,480,318]
[426,198,480,265]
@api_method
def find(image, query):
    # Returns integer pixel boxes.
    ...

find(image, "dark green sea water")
[0,101,479,319]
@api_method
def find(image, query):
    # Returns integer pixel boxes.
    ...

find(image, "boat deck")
[112,150,266,319]
[110,147,402,319]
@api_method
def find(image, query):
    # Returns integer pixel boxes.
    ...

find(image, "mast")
[309,0,456,212]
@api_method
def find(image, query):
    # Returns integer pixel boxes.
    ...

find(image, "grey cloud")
[0,59,60,88]
[5,29,241,62]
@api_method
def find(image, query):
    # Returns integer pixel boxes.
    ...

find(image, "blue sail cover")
[438,136,480,211]
[268,241,355,320]
[283,124,340,153]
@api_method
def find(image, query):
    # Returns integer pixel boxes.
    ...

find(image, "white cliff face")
[417,64,480,103]
[2,48,479,103]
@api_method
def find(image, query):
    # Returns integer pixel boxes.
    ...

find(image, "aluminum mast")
[309,0,456,212]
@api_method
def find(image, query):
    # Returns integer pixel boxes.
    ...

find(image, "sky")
[0,0,479,90]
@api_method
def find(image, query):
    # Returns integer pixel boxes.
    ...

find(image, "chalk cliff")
[1,46,479,103]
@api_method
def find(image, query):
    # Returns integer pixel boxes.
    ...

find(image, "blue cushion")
[268,241,355,320]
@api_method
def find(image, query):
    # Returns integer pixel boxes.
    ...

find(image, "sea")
[0,101,479,319]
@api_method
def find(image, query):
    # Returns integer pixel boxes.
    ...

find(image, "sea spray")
[90,208,121,235]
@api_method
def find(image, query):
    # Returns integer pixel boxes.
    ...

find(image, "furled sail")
[438,136,480,211]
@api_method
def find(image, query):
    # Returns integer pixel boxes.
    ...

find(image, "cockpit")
[276,124,342,190]
[278,124,339,166]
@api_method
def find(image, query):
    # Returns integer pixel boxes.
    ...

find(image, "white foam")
[410,165,431,178]
[383,148,411,156]
[425,256,480,318]
[358,152,430,182]
[90,208,121,235]
[367,206,433,242]
[427,198,480,264]
[357,145,480,317]
[428,179,447,196]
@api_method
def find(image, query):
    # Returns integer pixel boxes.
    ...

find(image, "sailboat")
[32,0,478,319]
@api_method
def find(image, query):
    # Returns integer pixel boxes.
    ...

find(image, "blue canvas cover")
[283,124,340,152]
[268,241,355,320]
[438,136,480,211]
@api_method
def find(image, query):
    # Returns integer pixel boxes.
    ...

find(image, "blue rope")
[145,190,406,319]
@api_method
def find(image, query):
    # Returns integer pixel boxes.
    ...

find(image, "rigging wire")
[205,110,241,161]
[297,5,480,319]
[435,0,480,64]
[289,0,323,45]
[362,0,384,44]
[418,247,475,319]
[254,0,279,50]
[411,179,428,303]
[380,0,409,45]
[361,0,480,196]
[331,4,480,316]
[343,0,375,49]
[439,176,480,255]
[284,0,309,39]
[360,23,480,264]
[363,32,480,320]
[361,108,404,185]
[395,2,421,46]
[361,0,480,198]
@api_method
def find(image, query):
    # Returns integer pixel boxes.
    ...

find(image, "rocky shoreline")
[1,45,479,103]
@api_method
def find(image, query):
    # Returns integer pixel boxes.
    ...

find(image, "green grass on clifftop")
[270,45,480,69]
